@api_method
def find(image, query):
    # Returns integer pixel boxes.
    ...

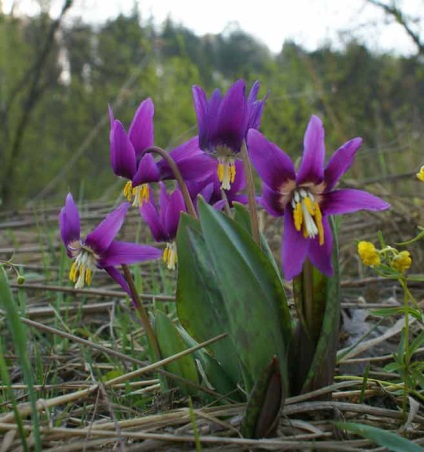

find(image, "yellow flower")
[358,241,381,267]
[391,251,412,273]
[417,166,424,182]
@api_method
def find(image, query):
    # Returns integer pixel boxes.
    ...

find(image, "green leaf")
[291,216,341,395]
[197,198,291,393]
[336,422,424,451]
[371,306,422,321]
[241,356,283,438]
[176,213,242,386]
[177,326,241,401]
[155,310,199,396]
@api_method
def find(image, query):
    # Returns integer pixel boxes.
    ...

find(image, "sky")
[3,0,423,54]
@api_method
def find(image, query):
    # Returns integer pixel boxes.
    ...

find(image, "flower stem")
[145,146,197,218]
[399,276,411,425]
[240,140,260,245]
[121,264,160,361]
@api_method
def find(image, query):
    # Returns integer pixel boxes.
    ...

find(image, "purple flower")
[247,115,390,280]
[59,193,161,292]
[109,100,215,206]
[192,80,266,190]
[187,160,248,210]
[140,183,187,270]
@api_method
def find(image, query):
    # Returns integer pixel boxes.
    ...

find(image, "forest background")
[1,0,423,210]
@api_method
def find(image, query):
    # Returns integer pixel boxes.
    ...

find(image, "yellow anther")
[229,163,236,183]
[293,202,303,231]
[162,242,177,270]
[313,201,324,246]
[85,268,92,285]
[123,181,133,201]
[69,261,78,282]
[303,196,315,215]
[217,163,224,183]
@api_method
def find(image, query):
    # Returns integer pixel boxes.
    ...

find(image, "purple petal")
[213,79,247,152]
[297,115,325,185]
[321,189,391,215]
[247,129,296,190]
[307,217,334,276]
[247,81,267,130]
[110,120,136,179]
[165,189,186,239]
[104,266,131,297]
[158,182,169,227]
[100,241,162,267]
[192,86,209,149]
[261,185,285,217]
[227,160,246,195]
[128,98,154,157]
[324,138,362,191]
[132,153,160,186]
[158,137,217,182]
[59,193,80,249]
[86,203,130,252]
[282,211,309,281]
[140,199,167,242]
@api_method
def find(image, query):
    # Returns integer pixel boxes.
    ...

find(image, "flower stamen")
[68,244,98,288]
[162,242,177,270]
[123,182,150,206]
[217,157,236,190]
[291,189,324,245]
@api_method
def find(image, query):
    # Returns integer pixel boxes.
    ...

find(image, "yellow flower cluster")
[357,241,380,267]
[391,251,412,273]
[417,166,424,182]
[357,241,412,273]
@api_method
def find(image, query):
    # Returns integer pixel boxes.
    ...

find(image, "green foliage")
[176,199,291,395]
[336,422,424,451]
[1,9,424,207]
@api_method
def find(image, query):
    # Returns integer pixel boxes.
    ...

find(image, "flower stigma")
[217,156,236,190]
[163,242,177,270]
[291,188,324,245]
[123,181,149,206]
[68,241,99,288]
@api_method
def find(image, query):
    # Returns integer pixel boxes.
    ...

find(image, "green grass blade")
[0,266,42,451]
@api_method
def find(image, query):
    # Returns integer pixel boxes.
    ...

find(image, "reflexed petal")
[165,189,185,239]
[100,241,162,267]
[247,129,296,190]
[157,137,217,182]
[324,138,362,190]
[128,98,154,157]
[59,193,80,248]
[192,86,208,148]
[158,182,170,227]
[261,185,285,217]
[110,120,136,179]
[321,189,390,215]
[297,115,325,185]
[86,202,130,252]
[132,153,160,186]
[248,80,260,103]
[214,79,246,152]
[282,212,309,280]
[140,199,167,242]
[104,266,131,297]
[307,217,334,276]
[178,154,217,182]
